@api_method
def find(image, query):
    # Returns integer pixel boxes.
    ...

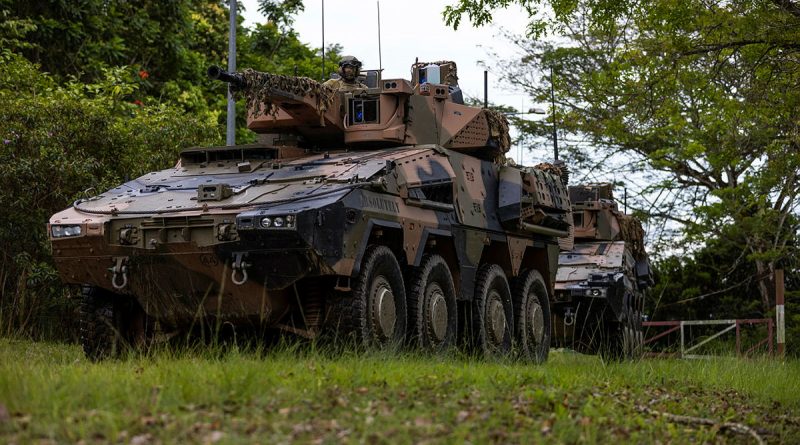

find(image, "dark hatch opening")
[348,97,379,125]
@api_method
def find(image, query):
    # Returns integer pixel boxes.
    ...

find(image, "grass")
[0,339,798,444]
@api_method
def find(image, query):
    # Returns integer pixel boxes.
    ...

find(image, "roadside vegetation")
[1,339,798,443]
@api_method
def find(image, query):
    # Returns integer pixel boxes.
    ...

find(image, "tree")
[444,0,800,313]
[0,0,342,136]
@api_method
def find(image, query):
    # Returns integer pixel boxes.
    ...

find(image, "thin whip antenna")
[321,0,325,81]
[226,0,236,146]
[377,1,383,70]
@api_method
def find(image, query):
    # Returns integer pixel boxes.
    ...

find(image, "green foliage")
[650,245,800,356]
[0,52,218,338]
[258,0,305,29]
[0,0,345,340]
[0,0,339,138]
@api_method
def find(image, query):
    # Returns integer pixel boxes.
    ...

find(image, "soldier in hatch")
[323,55,367,91]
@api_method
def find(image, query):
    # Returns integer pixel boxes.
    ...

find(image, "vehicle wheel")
[472,264,513,357]
[512,269,551,364]
[632,306,644,359]
[599,296,639,361]
[408,254,457,352]
[80,286,150,361]
[329,245,407,349]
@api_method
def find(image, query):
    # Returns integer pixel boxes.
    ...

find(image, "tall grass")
[0,339,797,443]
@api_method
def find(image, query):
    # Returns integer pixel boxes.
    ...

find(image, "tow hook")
[564,307,575,326]
[109,257,129,290]
[231,252,250,285]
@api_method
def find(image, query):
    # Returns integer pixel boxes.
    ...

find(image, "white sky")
[239,0,535,118]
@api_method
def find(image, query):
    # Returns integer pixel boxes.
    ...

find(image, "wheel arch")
[351,219,403,276]
[417,230,461,298]
[519,242,560,296]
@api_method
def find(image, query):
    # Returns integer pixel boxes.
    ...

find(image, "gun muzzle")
[207,66,245,88]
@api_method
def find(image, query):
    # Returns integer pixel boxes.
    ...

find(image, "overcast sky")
[239,0,534,109]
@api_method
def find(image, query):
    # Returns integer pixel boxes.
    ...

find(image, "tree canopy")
[445,0,799,318]
[0,0,342,338]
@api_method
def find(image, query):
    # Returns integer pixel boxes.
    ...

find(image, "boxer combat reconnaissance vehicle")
[48,61,572,361]
[552,184,652,359]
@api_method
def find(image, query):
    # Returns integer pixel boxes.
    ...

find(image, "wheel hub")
[426,284,448,342]
[371,276,396,340]
[487,291,506,344]
[528,293,544,344]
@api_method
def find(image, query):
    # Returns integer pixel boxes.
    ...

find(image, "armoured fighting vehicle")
[551,184,652,358]
[48,61,572,361]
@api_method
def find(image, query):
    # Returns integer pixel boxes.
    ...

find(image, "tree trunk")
[753,258,773,314]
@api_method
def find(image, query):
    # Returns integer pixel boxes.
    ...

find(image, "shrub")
[0,51,219,339]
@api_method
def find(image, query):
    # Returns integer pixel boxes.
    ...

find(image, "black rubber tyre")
[327,245,407,349]
[80,286,155,361]
[80,286,150,361]
[512,269,551,364]
[632,305,644,359]
[472,264,513,357]
[599,296,641,361]
[80,286,118,361]
[598,320,624,361]
[407,254,458,352]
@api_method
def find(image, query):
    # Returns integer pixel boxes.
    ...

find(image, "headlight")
[587,288,604,297]
[262,215,296,229]
[51,225,83,238]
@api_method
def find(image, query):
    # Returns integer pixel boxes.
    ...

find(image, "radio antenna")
[226,0,237,146]
[321,0,326,82]
[377,1,383,70]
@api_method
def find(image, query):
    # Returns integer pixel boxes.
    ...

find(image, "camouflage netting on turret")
[231,69,336,119]
[618,214,647,260]
[484,109,511,155]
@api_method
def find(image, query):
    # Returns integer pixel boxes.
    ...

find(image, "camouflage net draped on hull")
[618,215,647,261]
[535,162,570,186]
[232,69,336,121]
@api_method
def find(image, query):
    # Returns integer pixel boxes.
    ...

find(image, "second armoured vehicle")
[551,184,652,358]
[48,60,572,361]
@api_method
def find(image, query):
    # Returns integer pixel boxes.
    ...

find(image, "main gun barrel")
[207,65,245,89]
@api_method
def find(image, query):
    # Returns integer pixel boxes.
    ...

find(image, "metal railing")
[643,319,774,359]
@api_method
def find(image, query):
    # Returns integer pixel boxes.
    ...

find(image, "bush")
[0,51,219,339]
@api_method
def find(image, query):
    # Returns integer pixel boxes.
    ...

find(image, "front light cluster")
[586,288,606,298]
[260,214,296,229]
[51,224,83,238]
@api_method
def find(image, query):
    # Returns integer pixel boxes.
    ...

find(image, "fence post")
[735,320,741,356]
[776,269,785,358]
[680,321,685,358]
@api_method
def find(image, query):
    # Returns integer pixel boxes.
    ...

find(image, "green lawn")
[0,339,797,444]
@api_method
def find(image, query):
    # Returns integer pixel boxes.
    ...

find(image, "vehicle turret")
[209,61,512,162]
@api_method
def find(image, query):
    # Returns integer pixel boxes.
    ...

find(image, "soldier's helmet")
[338,55,362,81]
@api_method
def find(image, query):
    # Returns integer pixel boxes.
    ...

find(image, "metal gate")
[643,319,774,358]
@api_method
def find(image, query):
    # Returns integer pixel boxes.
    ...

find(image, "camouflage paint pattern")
[49,62,572,339]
